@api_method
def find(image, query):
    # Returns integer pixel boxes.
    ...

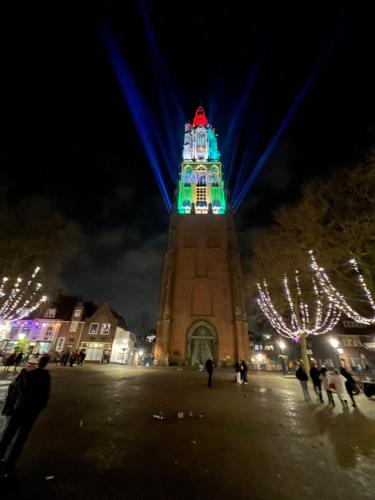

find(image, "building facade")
[155,106,250,366]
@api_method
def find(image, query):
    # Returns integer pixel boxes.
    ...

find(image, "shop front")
[80,342,112,362]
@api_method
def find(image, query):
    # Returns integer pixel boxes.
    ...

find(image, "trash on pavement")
[45,476,55,481]
[190,440,197,445]
[80,420,83,427]
[177,411,184,419]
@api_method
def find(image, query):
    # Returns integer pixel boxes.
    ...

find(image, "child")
[331,369,348,409]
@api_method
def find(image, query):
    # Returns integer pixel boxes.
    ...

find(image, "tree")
[247,152,375,320]
[0,198,78,297]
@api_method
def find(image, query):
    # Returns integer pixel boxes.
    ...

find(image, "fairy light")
[257,269,341,341]
[309,250,375,325]
[0,267,46,320]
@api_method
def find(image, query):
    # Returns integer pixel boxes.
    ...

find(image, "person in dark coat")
[340,367,358,407]
[14,352,24,372]
[296,362,311,401]
[310,362,323,403]
[77,350,86,366]
[205,358,213,388]
[0,355,51,476]
[240,360,248,384]
[235,361,241,384]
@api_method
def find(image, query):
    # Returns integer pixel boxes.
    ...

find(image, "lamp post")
[278,340,287,375]
[329,337,342,367]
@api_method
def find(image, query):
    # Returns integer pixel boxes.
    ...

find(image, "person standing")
[320,367,335,407]
[77,350,86,367]
[331,369,349,409]
[340,367,358,407]
[310,362,323,403]
[14,352,24,372]
[0,354,51,476]
[295,362,311,401]
[205,358,213,388]
[69,351,77,367]
[240,360,248,384]
[235,361,241,384]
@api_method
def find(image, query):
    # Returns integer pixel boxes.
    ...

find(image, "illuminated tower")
[155,106,249,366]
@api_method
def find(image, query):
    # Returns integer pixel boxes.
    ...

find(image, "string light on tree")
[309,250,375,325]
[257,269,341,370]
[0,266,47,320]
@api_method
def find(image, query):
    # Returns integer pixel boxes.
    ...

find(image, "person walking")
[340,367,358,407]
[296,362,311,401]
[14,352,24,372]
[310,362,323,403]
[205,358,213,388]
[320,367,335,407]
[0,354,51,477]
[235,361,242,384]
[77,350,86,367]
[331,369,349,409]
[240,360,248,384]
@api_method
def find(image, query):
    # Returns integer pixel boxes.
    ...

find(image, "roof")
[109,307,128,330]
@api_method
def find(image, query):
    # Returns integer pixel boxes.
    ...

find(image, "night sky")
[1,1,375,331]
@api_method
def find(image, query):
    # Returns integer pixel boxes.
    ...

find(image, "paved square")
[1,365,375,499]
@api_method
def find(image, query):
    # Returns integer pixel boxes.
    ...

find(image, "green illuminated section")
[177,162,226,215]
[208,128,220,161]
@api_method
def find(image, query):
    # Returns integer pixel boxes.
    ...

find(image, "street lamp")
[329,338,339,349]
[278,340,286,351]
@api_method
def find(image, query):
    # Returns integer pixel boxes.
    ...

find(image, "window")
[74,309,81,318]
[45,308,56,318]
[100,323,111,335]
[89,323,99,335]
[45,327,53,339]
[56,337,65,352]
[342,336,362,347]
[70,321,79,332]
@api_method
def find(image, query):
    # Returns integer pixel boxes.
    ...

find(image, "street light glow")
[278,340,286,350]
[329,338,339,349]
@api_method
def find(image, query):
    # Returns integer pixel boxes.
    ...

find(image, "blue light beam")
[233,13,352,212]
[101,18,172,211]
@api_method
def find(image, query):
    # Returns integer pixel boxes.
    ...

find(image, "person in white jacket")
[320,367,335,407]
[331,369,349,409]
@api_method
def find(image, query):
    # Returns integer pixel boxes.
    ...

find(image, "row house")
[0,295,136,364]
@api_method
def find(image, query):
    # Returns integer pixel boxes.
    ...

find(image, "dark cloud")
[64,228,167,330]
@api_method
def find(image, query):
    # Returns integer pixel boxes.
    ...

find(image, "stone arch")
[186,320,218,366]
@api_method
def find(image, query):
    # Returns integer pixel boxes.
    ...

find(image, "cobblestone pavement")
[1,364,375,499]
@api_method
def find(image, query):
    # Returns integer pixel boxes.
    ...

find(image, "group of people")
[57,349,86,367]
[296,361,358,408]
[204,359,249,388]
[235,360,248,384]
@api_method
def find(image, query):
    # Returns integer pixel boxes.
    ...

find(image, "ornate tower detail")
[155,106,250,366]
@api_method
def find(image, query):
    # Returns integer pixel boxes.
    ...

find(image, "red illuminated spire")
[193,105,208,127]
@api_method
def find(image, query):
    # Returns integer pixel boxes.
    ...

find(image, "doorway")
[187,322,217,366]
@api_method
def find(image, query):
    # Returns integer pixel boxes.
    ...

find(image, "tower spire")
[177,106,225,215]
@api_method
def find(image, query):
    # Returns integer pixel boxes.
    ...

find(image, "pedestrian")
[320,367,335,407]
[69,351,77,367]
[309,361,323,403]
[0,354,51,477]
[295,362,311,401]
[240,359,248,384]
[77,350,86,366]
[205,358,213,388]
[340,367,358,408]
[235,361,241,384]
[14,352,24,372]
[3,352,16,373]
[331,369,349,409]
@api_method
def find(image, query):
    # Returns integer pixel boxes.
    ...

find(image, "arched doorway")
[186,321,218,366]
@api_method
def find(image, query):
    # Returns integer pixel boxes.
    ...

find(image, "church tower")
[155,106,249,366]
